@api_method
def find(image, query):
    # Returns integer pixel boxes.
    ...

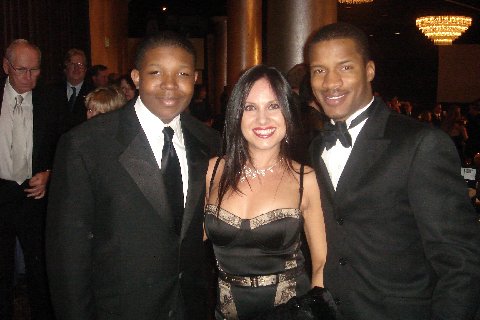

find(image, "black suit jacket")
[46,99,220,320]
[45,80,94,134]
[310,98,480,320]
[0,78,57,175]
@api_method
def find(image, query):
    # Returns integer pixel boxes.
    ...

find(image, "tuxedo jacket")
[46,99,220,320]
[45,80,94,134]
[310,98,480,320]
[0,78,57,177]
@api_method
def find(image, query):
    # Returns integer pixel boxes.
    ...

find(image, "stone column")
[226,0,262,87]
[265,0,337,75]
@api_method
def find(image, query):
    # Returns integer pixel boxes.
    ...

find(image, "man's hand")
[25,170,51,199]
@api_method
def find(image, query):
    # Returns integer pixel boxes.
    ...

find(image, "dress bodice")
[205,204,304,276]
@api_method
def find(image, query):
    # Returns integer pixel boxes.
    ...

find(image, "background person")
[85,86,127,119]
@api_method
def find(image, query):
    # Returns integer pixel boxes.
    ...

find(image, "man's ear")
[3,58,9,75]
[366,60,375,82]
[131,69,140,89]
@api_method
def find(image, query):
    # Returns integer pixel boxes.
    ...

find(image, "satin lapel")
[310,135,335,203]
[117,103,173,227]
[181,118,210,240]
[335,99,391,198]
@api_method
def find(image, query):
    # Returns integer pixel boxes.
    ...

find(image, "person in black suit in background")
[308,23,480,320]
[0,39,55,319]
[46,48,94,134]
[46,31,220,320]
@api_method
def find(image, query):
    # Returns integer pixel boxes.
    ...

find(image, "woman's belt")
[218,267,304,288]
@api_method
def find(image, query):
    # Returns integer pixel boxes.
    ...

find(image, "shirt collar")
[330,96,374,128]
[67,81,84,91]
[5,77,32,101]
[134,97,183,144]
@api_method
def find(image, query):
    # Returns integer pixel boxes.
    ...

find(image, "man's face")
[64,54,87,85]
[131,46,197,123]
[309,38,375,121]
[92,69,109,87]
[3,45,41,94]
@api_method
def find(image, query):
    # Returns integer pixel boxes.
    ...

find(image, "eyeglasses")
[67,62,87,70]
[7,60,41,76]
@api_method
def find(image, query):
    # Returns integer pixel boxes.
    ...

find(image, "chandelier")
[416,15,472,45]
[338,0,373,4]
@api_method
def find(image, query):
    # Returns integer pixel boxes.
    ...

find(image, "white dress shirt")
[0,78,34,184]
[322,97,374,190]
[66,81,83,101]
[135,98,188,205]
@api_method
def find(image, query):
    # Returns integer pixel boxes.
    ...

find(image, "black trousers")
[0,178,54,320]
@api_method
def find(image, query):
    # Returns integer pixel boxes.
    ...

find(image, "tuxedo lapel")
[335,99,391,198]
[181,116,210,240]
[311,134,335,202]
[117,103,174,228]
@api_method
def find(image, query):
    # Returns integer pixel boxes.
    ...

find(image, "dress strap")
[298,164,304,209]
[209,157,222,196]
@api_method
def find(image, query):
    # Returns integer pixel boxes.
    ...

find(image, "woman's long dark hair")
[216,64,303,208]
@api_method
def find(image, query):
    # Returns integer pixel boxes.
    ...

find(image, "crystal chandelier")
[416,15,472,45]
[338,0,373,3]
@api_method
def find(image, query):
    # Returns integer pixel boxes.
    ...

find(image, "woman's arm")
[301,168,327,288]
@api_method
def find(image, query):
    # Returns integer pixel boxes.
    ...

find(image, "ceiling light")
[416,15,472,45]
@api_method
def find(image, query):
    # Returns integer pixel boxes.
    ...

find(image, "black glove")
[250,287,337,320]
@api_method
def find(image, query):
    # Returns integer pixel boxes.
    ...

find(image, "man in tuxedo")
[46,48,94,134]
[46,31,220,320]
[0,39,56,319]
[431,102,445,127]
[308,23,480,320]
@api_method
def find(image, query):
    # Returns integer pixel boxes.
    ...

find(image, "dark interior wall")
[1,0,91,84]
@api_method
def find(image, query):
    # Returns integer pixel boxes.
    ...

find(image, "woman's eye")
[244,104,255,111]
[269,103,280,110]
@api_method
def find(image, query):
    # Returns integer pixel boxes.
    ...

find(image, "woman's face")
[240,78,286,154]
[120,79,136,101]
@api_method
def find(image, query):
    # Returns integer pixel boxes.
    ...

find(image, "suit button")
[336,217,344,225]
[334,298,341,305]
[339,257,347,266]
[179,272,183,279]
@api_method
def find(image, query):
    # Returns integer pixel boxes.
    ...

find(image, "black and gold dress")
[205,167,308,320]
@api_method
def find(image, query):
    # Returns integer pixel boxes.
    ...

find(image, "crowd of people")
[1,23,479,320]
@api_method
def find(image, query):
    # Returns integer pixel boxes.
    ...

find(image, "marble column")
[226,0,262,87]
[265,0,337,75]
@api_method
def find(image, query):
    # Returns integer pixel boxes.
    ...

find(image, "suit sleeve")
[46,133,96,320]
[408,128,480,319]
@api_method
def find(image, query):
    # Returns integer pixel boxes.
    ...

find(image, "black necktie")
[323,105,372,150]
[161,127,184,234]
[68,86,77,112]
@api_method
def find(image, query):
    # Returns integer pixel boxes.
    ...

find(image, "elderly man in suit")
[308,22,480,320]
[46,31,220,320]
[0,39,56,319]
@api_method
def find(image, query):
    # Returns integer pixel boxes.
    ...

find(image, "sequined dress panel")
[204,204,309,320]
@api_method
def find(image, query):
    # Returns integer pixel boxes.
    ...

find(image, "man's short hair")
[308,22,371,63]
[64,48,87,66]
[5,39,42,62]
[134,31,196,69]
[90,64,108,76]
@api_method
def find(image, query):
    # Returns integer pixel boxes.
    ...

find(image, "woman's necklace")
[240,158,282,182]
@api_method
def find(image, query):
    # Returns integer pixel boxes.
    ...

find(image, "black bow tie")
[322,106,373,150]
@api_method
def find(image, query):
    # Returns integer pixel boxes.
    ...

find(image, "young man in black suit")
[308,23,480,320]
[0,39,56,319]
[47,32,220,320]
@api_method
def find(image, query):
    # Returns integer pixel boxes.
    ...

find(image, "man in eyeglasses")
[0,39,56,319]
[46,48,94,134]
